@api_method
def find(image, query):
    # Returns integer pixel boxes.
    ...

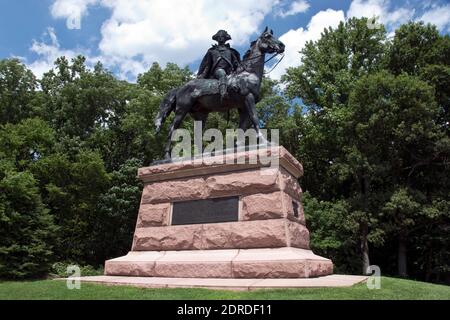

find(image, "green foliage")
[387,22,448,76]
[93,158,143,263]
[0,118,58,278]
[50,262,103,278]
[31,150,110,265]
[0,169,57,279]
[39,56,130,139]
[302,192,360,274]
[137,62,192,94]
[284,17,386,109]
[0,118,55,168]
[284,19,449,281]
[0,59,37,124]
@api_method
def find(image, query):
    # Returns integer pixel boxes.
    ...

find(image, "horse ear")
[263,26,268,33]
[270,29,273,35]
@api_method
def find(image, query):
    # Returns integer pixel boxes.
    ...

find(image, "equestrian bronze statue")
[155,27,285,159]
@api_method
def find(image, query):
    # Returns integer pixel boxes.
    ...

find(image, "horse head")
[257,26,285,55]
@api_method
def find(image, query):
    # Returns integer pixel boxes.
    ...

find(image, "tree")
[31,150,110,265]
[302,192,361,273]
[0,169,57,278]
[0,119,57,278]
[93,158,143,263]
[39,56,130,140]
[388,22,450,129]
[283,17,388,273]
[0,59,37,125]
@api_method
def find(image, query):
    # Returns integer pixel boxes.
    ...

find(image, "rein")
[240,52,284,74]
[264,53,284,75]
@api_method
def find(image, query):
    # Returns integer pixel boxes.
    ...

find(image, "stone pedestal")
[105,146,333,278]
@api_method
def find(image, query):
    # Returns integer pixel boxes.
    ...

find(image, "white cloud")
[28,28,92,79]
[50,0,280,79]
[347,0,415,31]
[51,0,98,29]
[419,4,450,32]
[97,0,279,78]
[269,1,416,80]
[43,0,450,83]
[269,9,345,80]
[276,0,310,18]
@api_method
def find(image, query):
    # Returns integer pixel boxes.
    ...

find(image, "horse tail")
[155,88,177,135]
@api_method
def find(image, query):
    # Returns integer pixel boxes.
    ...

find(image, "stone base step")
[59,275,367,290]
[105,247,333,279]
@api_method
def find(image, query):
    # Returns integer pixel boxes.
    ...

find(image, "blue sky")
[1,0,449,80]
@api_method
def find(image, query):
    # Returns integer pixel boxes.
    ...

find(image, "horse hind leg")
[192,111,208,132]
[155,88,177,134]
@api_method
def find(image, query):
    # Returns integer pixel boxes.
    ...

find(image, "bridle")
[240,41,285,75]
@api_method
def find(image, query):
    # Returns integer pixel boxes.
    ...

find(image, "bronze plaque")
[292,201,299,218]
[171,196,239,225]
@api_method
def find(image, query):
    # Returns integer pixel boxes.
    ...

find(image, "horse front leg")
[244,93,268,144]
[235,108,250,149]
[164,108,189,159]
[238,108,251,131]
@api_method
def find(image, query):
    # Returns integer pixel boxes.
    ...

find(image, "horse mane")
[243,40,257,60]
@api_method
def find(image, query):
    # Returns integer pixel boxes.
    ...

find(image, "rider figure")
[197,30,241,100]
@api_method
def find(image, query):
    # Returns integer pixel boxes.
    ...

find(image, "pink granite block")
[200,223,234,248]
[132,219,311,251]
[279,167,303,200]
[137,146,304,182]
[104,248,333,279]
[283,192,306,225]
[155,262,233,278]
[132,224,204,251]
[105,261,155,277]
[205,169,280,198]
[287,219,310,249]
[232,261,309,278]
[141,177,208,204]
[309,260,334,277]
[241,192,285,221]
[240,191,307,224]
[229,219,287,249]
[136,203,170,227]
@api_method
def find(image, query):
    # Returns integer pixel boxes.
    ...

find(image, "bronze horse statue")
[154,27,285,159]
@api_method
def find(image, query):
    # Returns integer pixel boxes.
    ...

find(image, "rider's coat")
[197,44,241,79]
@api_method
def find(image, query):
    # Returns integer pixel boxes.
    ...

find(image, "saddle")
[191,75,242,98]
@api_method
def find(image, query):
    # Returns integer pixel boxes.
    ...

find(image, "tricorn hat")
[212,30,231,41]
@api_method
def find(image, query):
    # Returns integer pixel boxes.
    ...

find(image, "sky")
[1,0,449,81]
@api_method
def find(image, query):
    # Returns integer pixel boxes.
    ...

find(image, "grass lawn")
[0,277,449,300]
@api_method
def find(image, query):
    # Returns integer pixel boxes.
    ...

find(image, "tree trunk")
[360,175,370,275]
[425,245,433,282]
[398,233,408,277]
[361,221,370,275]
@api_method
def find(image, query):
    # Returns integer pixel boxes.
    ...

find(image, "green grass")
[0,277,448,300]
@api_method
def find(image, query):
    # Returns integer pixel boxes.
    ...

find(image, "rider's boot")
[215,68,227,102]
[219,81,227,101]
